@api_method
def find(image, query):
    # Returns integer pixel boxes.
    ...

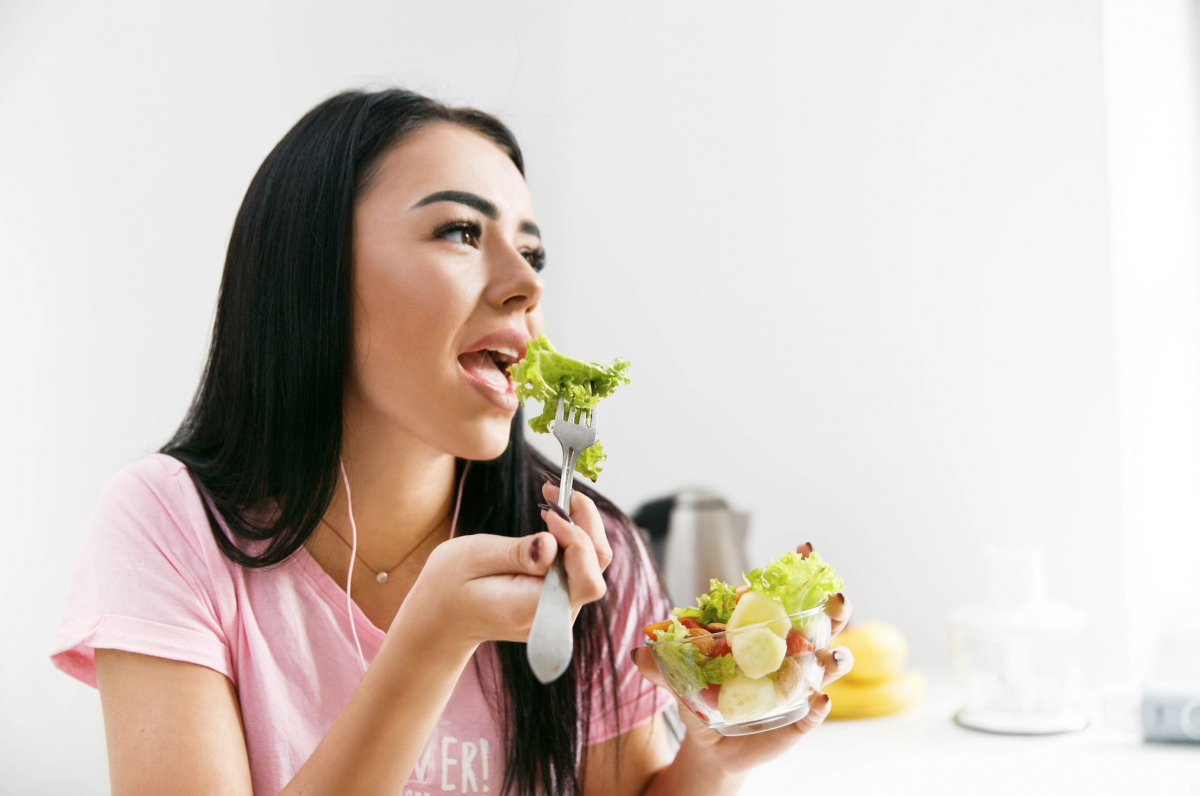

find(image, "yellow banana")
[824,670,926,719]
[832,621,908,682]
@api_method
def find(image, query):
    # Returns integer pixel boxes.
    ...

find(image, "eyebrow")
[410,190,541,239]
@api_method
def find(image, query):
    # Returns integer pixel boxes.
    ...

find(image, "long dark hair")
[161,88,660,795]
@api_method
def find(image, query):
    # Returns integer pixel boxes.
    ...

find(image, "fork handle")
[558,447,581,517]
[526,446,582,684]
[550,448,580,608]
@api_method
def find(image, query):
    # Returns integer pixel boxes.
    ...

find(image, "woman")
[49,88,853,795]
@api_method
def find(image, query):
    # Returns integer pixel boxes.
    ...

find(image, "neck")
[323,394,459,567]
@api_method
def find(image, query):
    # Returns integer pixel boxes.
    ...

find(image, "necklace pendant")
[375,571,388,584]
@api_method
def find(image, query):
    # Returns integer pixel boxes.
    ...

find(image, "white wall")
[547,2,1123,677]
[1102,0,1200,682]
[1,1,1194,793]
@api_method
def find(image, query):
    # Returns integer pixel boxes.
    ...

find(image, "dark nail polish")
[542,471,561,486]
[531,536,541,563]
[822,693,831,706]
[539,501,571,523]
[832,649,845,668]
[832,592,844,607]
[630,648,638,662]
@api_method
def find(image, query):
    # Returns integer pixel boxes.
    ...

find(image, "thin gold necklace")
[318,509,451,584]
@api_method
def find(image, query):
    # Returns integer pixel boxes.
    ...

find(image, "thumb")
[631,646,668,689]
[458,532,559,579]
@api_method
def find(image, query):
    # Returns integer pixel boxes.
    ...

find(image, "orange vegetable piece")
[642,620,674,639]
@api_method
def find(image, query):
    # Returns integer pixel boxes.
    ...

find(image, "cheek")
[351,254,472,400]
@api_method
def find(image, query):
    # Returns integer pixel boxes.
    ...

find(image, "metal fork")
[526,394,598,684]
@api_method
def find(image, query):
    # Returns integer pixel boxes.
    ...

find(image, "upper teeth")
[487,346,520,364]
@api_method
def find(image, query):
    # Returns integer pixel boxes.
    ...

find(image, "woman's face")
[349,122,546,460]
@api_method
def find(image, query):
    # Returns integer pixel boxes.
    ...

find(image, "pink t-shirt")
[49,454,672,795]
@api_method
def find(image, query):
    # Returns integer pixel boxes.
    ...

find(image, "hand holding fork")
[526,394,600,684]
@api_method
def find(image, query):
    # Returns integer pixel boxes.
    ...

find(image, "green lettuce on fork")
[506,334,631,481]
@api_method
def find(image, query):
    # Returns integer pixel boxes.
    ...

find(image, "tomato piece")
[700,683,722,710]
[712,636,732,658]
[785,630,814,657]
[678,617,701,630]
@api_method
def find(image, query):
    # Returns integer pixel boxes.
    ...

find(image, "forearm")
[642,737,746,796]
[281,605,476,796]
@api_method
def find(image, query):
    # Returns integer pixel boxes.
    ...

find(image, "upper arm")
[96,649,253,796]
[582,711,675,796]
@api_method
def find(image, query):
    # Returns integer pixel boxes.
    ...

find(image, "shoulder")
[89,452,233,571]
[99,452,194,508]
[104,451,192,493]
[50,453,241,688]
[97,452,201,522]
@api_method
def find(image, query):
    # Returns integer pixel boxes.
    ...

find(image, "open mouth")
[457,347,519,392]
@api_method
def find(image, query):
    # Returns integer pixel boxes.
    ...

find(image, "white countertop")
[741,671,1199,795]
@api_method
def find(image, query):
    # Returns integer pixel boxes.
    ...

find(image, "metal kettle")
[632,489,751,607]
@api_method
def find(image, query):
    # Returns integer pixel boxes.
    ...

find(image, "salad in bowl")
[644,550,843,735]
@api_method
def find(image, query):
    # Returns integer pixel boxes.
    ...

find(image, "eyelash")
[432,219,547,272]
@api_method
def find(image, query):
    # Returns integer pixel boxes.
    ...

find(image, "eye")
[522,247,547,273]
[434,219,483,247]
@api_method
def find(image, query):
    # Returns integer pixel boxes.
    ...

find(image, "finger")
[816,646,853,688]
[790,691,832,736]
[801,543,851,633]
[540,480,613,572]
[539,504,607,604]
[825,592,851,636]
[451,531,558,579]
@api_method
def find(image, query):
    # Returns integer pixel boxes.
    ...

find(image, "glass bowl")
[646,601,831,736]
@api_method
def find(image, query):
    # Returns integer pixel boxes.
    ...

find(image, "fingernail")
[531,536,541,563]
[798,542,813,557]
[538,501,571,523]
[831,592,844,608]
[630,648,638,663]
[822,693,831,706]
[542,471,561,486]
[831,649,845,668]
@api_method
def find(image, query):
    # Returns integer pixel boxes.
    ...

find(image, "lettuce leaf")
[576,440,607,481]
[653,617,693,644]
[699,652,736,685]
[652,619,736,691]
[507,334,630,481]
[673,578,739,625]
[744,551,844,615]
[652,619,706,693]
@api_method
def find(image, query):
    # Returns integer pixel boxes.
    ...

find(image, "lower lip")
[458,359,520,412]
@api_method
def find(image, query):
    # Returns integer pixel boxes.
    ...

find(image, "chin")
[454,416,515,462]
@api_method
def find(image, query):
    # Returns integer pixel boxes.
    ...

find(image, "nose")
[486,240,544,313]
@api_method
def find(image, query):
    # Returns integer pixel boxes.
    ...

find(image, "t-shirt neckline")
[292,543,389,644]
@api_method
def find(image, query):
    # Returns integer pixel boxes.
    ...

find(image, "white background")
[2,1,1198,793]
